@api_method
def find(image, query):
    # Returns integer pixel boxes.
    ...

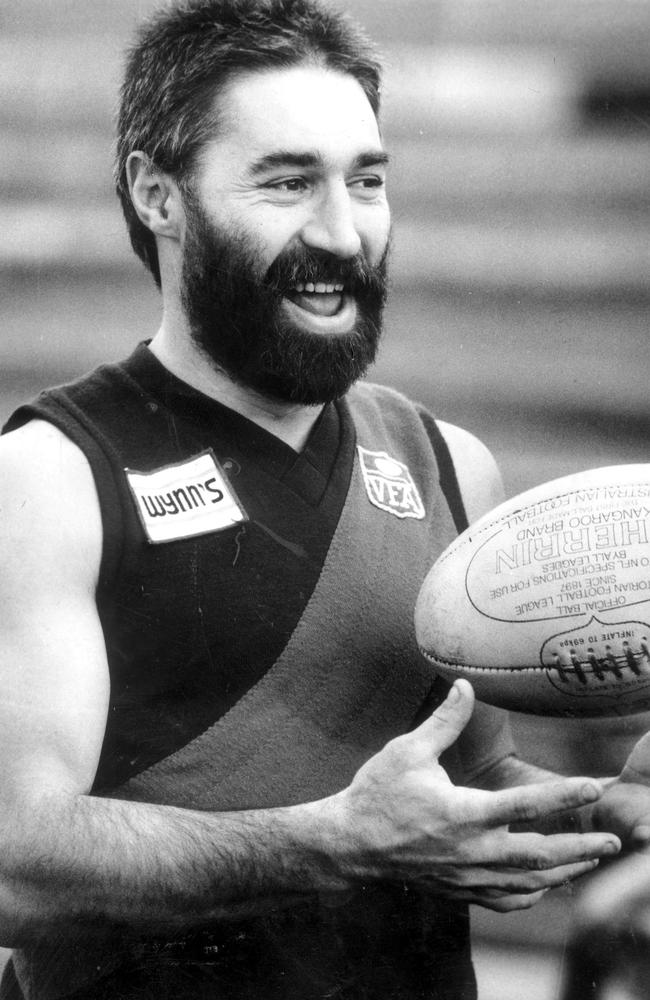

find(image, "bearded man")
[1,2,649,999]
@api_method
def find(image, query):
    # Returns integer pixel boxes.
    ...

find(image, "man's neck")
[149,326,324,453]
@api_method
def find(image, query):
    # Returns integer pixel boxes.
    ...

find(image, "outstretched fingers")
[473,889,549,913]
[484,777,610,829]
[485,856,601,891]
[499,830,620,871]
[446,854,606,905]
[436,855,604,911]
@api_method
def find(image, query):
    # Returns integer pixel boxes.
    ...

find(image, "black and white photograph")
[1,2,649,998]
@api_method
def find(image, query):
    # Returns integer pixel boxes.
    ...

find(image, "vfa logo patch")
[125,449,248,544]
[358,446,425,520]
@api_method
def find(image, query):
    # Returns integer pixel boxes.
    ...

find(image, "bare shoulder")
[0,420,108,796]
[0,419,102,591]
[0,417,92,473]
[436,420,505,525]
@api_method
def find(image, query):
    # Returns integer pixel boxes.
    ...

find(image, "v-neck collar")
[124,342,346,506]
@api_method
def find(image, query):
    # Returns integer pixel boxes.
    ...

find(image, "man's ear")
[126,151,184,238]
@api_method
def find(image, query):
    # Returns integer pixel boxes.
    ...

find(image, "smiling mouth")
[286,281,346,317]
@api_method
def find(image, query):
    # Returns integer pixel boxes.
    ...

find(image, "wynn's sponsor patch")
[125,449,247,543]
[358,446,425,520]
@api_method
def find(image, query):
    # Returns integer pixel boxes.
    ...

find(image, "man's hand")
[328,680,621,912]
[592,731,650,847]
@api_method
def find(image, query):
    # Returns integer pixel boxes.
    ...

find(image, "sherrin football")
[415,465,650,717]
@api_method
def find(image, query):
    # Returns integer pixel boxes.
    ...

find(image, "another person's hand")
[593,731,650,848]
[561,849,650,1000]
[574,846,650,934]
[330,680,620,912]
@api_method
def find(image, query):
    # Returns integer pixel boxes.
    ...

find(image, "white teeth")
[291,281,345,294]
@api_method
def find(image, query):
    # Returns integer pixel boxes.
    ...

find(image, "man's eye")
[350,176,386,196]
[268,177,308,192]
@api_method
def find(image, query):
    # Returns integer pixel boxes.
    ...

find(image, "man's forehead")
[211,64,382,160]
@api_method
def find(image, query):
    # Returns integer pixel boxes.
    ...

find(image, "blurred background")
[1,1,649,997]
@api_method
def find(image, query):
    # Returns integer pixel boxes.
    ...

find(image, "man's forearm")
[0,791,346,948]
[0,684,624,945]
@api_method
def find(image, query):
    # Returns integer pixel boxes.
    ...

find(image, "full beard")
[179,196,389,406]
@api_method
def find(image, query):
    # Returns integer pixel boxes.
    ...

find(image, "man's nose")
[299,181,362,259]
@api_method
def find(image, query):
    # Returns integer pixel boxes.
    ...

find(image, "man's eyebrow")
[247,150,389,176]
[354,151,390,169]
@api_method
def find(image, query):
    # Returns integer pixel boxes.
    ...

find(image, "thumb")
[621,731,650,785]
[416,679,475,759]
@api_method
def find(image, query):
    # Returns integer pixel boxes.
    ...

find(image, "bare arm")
[436,420,505,524]
[0,422,622,948]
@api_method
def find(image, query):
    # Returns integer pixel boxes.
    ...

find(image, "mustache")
[265,245,389,299]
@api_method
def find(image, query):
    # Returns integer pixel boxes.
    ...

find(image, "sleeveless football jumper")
[2,345,480,1000]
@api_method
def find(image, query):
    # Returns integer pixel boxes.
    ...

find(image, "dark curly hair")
[115,0,382,286]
